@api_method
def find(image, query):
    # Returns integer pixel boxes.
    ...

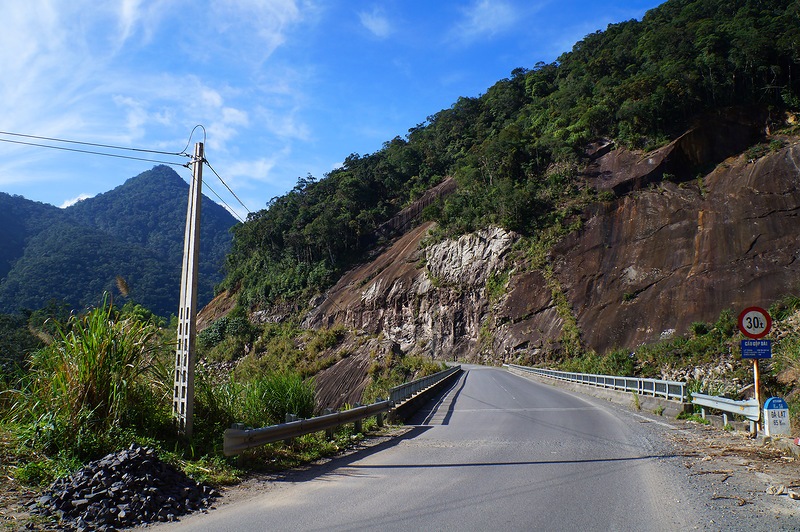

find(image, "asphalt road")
[154,365,702,531]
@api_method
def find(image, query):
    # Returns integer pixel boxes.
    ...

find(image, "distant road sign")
[738,307,772,339]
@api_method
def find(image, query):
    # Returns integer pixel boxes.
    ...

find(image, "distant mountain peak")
[0,165,237,316]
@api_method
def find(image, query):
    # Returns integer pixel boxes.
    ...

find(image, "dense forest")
[222,0,800,311]
[0,166,236,317]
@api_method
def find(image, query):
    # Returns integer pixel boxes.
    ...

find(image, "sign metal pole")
[738,306,772,436]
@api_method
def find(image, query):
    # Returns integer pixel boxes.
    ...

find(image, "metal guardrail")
[224,400,390,456]
[389,365,461,404]
[224,365,462,456]
[505,364,687,402]
[691,392,760,421]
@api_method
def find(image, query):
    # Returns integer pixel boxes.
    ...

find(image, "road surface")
[154,365,704,531]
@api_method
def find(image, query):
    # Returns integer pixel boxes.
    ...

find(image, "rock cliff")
[305,131,800,369]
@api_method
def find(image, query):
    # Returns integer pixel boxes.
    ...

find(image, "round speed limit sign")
[738,307,772,339]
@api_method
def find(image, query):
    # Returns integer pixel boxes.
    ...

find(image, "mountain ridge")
[0,165,237,316]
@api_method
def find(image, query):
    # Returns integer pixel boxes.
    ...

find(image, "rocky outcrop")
[586,110,765,195]
[305,135,800,369]
[305,224,516,361]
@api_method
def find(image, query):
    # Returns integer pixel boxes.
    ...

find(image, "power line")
[0,127,253,222]
[0,130,191,157]
[202,180,247,224]
[0,137,189,167]
[204,159,252,216]
[180,125,206,157]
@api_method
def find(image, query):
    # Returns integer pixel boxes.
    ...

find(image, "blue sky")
[0,0,662,221]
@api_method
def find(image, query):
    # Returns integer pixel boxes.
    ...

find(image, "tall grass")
[240,372,315,426]
[195,371,315,432]
[3,295,170,458]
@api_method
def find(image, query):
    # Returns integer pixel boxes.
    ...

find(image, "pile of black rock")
[31,443,219,531]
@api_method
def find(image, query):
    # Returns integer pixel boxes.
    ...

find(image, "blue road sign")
[741,339,772,359]
[764,397,788,410]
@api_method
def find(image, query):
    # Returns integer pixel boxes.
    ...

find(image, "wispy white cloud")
[60,194,94,209]
[256,107,310,142]
[227,158,279,185]
[114,0,174,48]
[358,7,393,38]
[208,0,307,63]
[0,0,319,217]
[450,0,518,43]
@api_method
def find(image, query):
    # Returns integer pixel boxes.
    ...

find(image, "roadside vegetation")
[0,292,441,506]
[553,296,800,433]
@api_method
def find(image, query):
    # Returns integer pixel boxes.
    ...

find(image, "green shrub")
[14,452,82,487]
[485,270,510,302]
[690,321,709,336]
[770,295,800,321]
[677,412,710,424]
[713,309,737,337]
[198,316,253,350]
[769,139,787,152]
[603,348,635,376]
[306,325,346,356]
[362,355,445,403]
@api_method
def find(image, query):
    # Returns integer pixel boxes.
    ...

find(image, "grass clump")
[485,269,510,302]
[677,412,710,425]
[238,372,316,427]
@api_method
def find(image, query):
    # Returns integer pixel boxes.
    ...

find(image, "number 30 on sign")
[738,307,772,339]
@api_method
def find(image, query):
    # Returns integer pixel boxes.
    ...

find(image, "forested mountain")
[0,193,62,280]
[223,0,800,312]
[0,166,237,317]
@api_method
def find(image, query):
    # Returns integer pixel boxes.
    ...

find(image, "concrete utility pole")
[173,142,203,438]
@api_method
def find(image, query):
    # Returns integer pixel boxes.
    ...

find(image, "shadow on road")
[409,370,468,426]
[265,426,433,484]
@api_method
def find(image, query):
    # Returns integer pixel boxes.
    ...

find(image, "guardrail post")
[722,413,728,426]
[284,414,298,444]
[324,409,334,440]
[700,407,706,420]
[354,403,362,434]
[375,401,385,427]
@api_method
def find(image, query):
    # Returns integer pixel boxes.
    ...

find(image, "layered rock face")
[559,139,800,353]
[306,134,800,369]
